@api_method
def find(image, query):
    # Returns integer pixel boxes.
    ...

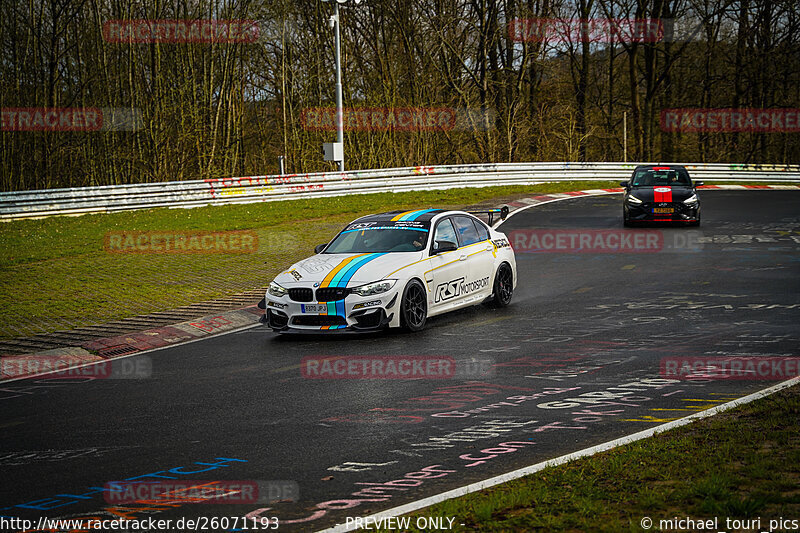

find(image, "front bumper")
[262,289,400,333]
[625,202,699,223]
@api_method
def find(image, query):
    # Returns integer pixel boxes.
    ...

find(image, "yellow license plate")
[653,208,673,214]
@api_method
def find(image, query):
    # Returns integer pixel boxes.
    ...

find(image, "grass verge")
[388,383,800,532]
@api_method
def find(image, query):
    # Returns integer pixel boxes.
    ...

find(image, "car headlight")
[268,282,287,298]
[352,279,397,297]
[683,194,698,205]
[626,195,643,205]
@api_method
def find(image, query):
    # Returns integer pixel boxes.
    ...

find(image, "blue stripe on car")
[399,209,436,221]
[330,253,384,287]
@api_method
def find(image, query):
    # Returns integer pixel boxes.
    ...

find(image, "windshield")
[631,168,691,187]
[324,223,429,253]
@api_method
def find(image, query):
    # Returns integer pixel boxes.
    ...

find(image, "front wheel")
[489,263,514,307]
[400,279,427,332]
[623,211,633,227]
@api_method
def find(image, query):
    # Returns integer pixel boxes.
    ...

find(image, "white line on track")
[0,323,261,385]
[316,375,800,532]
[493,191,622,229]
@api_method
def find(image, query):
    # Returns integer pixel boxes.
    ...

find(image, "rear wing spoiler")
[468,205,509,226]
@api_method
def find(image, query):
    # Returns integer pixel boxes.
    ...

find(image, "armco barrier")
[1,162,798,220]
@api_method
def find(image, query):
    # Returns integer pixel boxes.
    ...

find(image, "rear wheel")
[489,263,514,307]
[400,279,427,332]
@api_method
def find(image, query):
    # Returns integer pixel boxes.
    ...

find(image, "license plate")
[653,208,673,214]
[301,304,328,313]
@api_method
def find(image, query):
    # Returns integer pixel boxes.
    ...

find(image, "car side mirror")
[433,240,458,254]
[694,181,704,187]
[620,181,629,188]
[314,243,328,254]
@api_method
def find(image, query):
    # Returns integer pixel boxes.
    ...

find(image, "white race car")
[261,208,516,333]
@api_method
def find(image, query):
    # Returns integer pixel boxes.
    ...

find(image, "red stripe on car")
[653,186,672,202]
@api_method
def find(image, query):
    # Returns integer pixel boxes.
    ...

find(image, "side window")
[432,219,458,251]
[472,218,489,241]
[453,216,481,246]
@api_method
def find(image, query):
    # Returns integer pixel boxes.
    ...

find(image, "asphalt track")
[1,190,799,532]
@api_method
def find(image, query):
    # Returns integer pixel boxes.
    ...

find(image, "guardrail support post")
[333,2,345,171]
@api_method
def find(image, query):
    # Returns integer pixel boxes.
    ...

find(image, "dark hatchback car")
[621,164,703,226]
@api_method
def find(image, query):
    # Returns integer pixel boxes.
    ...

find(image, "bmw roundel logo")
[313,282,320,287]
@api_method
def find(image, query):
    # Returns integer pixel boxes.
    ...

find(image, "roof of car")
[634,164,688,170]
[353,209,447,224]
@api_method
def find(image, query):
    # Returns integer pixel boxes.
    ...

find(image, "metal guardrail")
[1,162,798,220]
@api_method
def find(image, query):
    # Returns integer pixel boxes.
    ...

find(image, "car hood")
[273,251,424,287]
[629,185,695,202]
